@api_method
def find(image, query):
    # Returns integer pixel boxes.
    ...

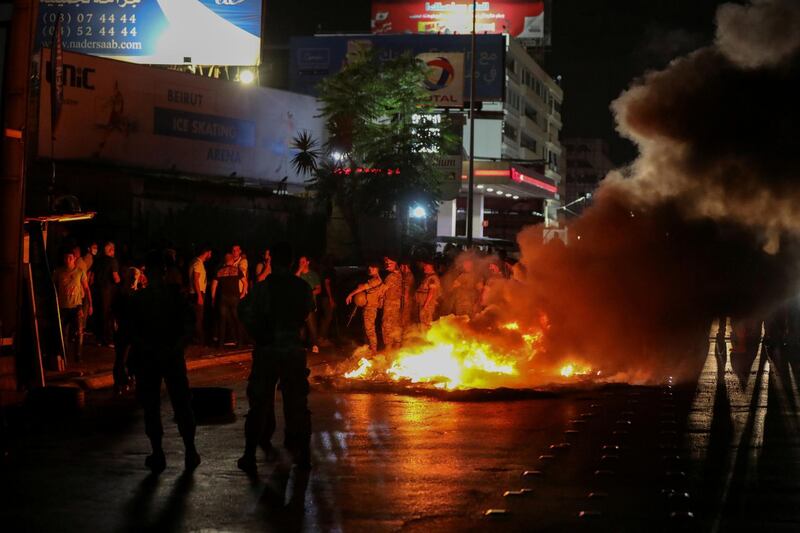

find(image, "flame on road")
[344,358,372,379]
[341,316,548,391]
[559,362,592,378]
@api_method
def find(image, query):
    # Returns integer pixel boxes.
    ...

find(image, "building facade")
[439,37,565,239]
[563,137,615,216]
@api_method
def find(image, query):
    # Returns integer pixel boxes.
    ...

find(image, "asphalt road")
[2,325,800,532]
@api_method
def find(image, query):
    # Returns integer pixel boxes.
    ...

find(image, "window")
[507,58,517,76]
[547,150,559,172]
[524,105,538,124]
[520,133,537,153]
[505,87,521,112]
[504,122,518,143]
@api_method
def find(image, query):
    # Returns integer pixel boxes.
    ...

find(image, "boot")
[145,449,166,474]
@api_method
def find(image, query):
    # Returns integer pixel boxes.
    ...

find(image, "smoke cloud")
[485,0,800,383]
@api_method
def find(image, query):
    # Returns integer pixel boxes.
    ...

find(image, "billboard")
[37,0,261,65]
[39,50,325,185]
[417,52,463,107]
[290,34,505,102]
[371,1,544,40]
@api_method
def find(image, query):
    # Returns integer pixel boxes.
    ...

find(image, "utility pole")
[465,0,477,248]
[0,0,37,386]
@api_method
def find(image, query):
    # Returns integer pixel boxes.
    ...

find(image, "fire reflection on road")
[686,318,800,531]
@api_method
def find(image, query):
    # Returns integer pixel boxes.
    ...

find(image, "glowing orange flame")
[559,362,592,378]
[341,313,598,390]
[344,358,372,379]
[342,316,541,390]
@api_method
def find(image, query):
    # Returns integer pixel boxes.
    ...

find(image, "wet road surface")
[2,322,800,532]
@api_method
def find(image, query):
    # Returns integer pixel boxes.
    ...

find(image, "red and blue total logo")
[424,56,455,91]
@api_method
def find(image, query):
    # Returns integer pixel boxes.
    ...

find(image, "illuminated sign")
[417,52,464,107]
[37,0,261,65]
[334,167,402,175]
[511,167,558,194]
[39,49,325,184]
[459,167,557,196]
[290,34,505,101]
[371,1,544,40]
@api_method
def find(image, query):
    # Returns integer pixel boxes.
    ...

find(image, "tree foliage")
[299,47,458,234]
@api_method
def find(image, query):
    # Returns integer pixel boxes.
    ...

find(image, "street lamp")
[410,205,427,219]
[238,69,255,84]
[466,0,478,248]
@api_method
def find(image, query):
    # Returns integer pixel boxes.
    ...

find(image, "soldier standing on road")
[416,260,441,328]
[238,242,316,472]
[451,258,483,318]
[345,263,384,355]
[381,255,403,350]
[400,260,416,339]
[129,251,199,474]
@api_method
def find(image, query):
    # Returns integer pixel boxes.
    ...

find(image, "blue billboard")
[37,0,261,66]
[289,34,506,102]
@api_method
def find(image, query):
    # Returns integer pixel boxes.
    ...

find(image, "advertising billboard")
[37,0,261,65]
[417,52,463,107]
[39,50,325,185]
[290,34,505,102]
[371,1,544,40]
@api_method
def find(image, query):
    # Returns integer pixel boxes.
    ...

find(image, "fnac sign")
[417,52,464,107]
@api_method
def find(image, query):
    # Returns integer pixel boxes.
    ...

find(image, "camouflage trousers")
[418,301,437,328]
[363,306,379,354]
[382,304,402,350]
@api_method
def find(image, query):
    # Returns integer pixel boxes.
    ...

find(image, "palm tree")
[290,130,321,177]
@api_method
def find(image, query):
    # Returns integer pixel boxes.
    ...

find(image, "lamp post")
[465,0,477,248]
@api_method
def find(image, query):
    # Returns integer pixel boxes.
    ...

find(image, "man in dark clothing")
[211,253,244,347]
[129,251,200,474]
[92,241,120,346]
[238,242,315,472]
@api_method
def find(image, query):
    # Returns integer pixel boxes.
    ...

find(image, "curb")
[71,350,253,391]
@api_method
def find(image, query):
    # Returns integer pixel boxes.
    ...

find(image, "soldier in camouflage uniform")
[237,242,316,472]
[451,258,484,318]
[415,259,441,327]
[400,260,416,339]
[381,255,403,350]
[345,263,384,354]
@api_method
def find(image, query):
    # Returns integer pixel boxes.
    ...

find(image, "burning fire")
[341,316,554,390]
[344,358,372,379]
[559,362,592,378]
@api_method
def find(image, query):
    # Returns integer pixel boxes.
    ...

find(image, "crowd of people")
[50,237,515,473]
[51,239,516,369]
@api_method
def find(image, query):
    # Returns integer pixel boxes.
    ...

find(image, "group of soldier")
[345,253,510,354]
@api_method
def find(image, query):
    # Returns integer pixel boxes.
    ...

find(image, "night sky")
[266,0,740,165]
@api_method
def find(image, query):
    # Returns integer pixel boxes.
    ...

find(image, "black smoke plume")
[487,0,800,383]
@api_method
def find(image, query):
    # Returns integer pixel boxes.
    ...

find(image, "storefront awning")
[460,161,558,199]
